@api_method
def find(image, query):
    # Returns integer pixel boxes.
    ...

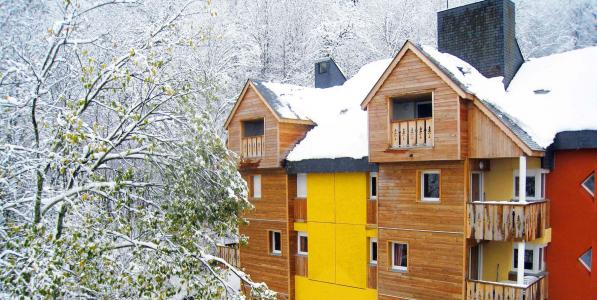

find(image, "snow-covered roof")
[419,45,597,149]
[250,59,392,161]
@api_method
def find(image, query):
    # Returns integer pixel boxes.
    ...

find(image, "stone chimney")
[314,58,346,89]
[437,0,524,87]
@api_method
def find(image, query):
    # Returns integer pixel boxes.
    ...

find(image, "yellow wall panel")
[482,241,513,282]
[308,222,335,283]
[484,157,541,201]
[335,224,367,288]
[335,173,367,225]
[307,173,335,222]
[295,276,376,300]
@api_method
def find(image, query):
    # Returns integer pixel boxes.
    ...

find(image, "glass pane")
[243,119,264,137]
[392,101,415,121]
[371,176,377,197]
[319,61,328,74]
[514,176,536,198]
[423,173,440,199]
[371,241,377,262]
[274,232,281,251]
[580,248,592,271]
[471,173,481,202]
[416,102,432,118]
[582,172,595,195]
[299,236,308,253]
[400,244,408,267]
[513,249,535,270]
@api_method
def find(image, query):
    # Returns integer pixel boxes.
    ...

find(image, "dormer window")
[242,119,264,158]
[390,93,433,148]
[318,61,328,74]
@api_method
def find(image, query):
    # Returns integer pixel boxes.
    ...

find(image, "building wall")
[295,172,376,300]
[239,169,291,298]
[227,86,279,168]
[483,157,541,201]
[367,49,461,163]
[546,149,597,300]
[377,161,465,299]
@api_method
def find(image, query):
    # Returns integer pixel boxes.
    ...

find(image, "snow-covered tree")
[0,1,274,298]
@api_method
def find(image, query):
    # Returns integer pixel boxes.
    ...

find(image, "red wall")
[546,149,597,299]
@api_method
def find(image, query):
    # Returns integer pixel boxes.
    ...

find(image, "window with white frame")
[297,173,307,198]
[269,231,281,255]
[514,169,548,200]
[512,244,545,273]
[370,238,378,265]
[421,171,440,202]
[582,172,595,197]
[297,232,308,256]
[391,242,408,271]
[253,175,262,199]
[370,172,378,200]
[579,248,592,272]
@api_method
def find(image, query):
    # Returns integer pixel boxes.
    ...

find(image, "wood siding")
[378,229,464,299]
[278,122,312,161]
[228,87,279,168]
[239,169,291,298]
[378,161,466,232]
[368,50,461,162]
[468,104,524,158]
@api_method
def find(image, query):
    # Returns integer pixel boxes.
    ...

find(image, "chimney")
[314,58,346,89]
[437,0,524,87]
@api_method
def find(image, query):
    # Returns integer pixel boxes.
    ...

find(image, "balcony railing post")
[517,241,525,285]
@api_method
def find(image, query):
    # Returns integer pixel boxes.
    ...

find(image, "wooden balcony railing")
[295,255,308,277]
[466,200,548,241]
[466,276,548,300]
[241,135,264,158]
[216,245,240,268]
[367,200,377,225]
[294,199,307,222]
[391,117,433,148]
[367,264,377,289]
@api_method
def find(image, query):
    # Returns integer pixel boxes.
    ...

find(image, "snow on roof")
[421,45,597,149]
[252,59,392,161]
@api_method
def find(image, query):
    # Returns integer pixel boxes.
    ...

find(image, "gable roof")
[224,80,314,129]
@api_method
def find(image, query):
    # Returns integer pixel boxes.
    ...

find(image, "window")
[579,248,592,272]
[582,172,595,197]
[514,169,548,200]
[242,119,264,137]
[512,244,545,273]
[470,172,484,202]
[297,173,307,198]
[391,93,432,121]
[269,231,281,255]
[369,172,378,199]
[370,238,378,265]
[253,175,261,199]
[297,232,308,256]
[421,171,440,202]
[318,61,328,74]
[391,242,408,271]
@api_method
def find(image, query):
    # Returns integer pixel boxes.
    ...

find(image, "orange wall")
[546,149,597,300]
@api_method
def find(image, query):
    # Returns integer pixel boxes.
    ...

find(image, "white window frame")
[581,172,595,197]
[512,243,545,273]
[369,172,378,200]
[421,170,440,202]
[470,171,484,202]
[297,232,308,256]
[270,231,281,255]
[370,238,378,265]
[297,173,307,198]
[253,175,261,199]
[513,169,549,201]
[391,242,408,271]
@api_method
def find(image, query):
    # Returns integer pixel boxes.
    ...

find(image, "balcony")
[466,275,548,300]
[294,199,307,222]
[466,200,548,241]
[216,245,240,268]
[390,117,433,148]
[295,254,308,277]
[241,135,264,158]
[367,199,377,225]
